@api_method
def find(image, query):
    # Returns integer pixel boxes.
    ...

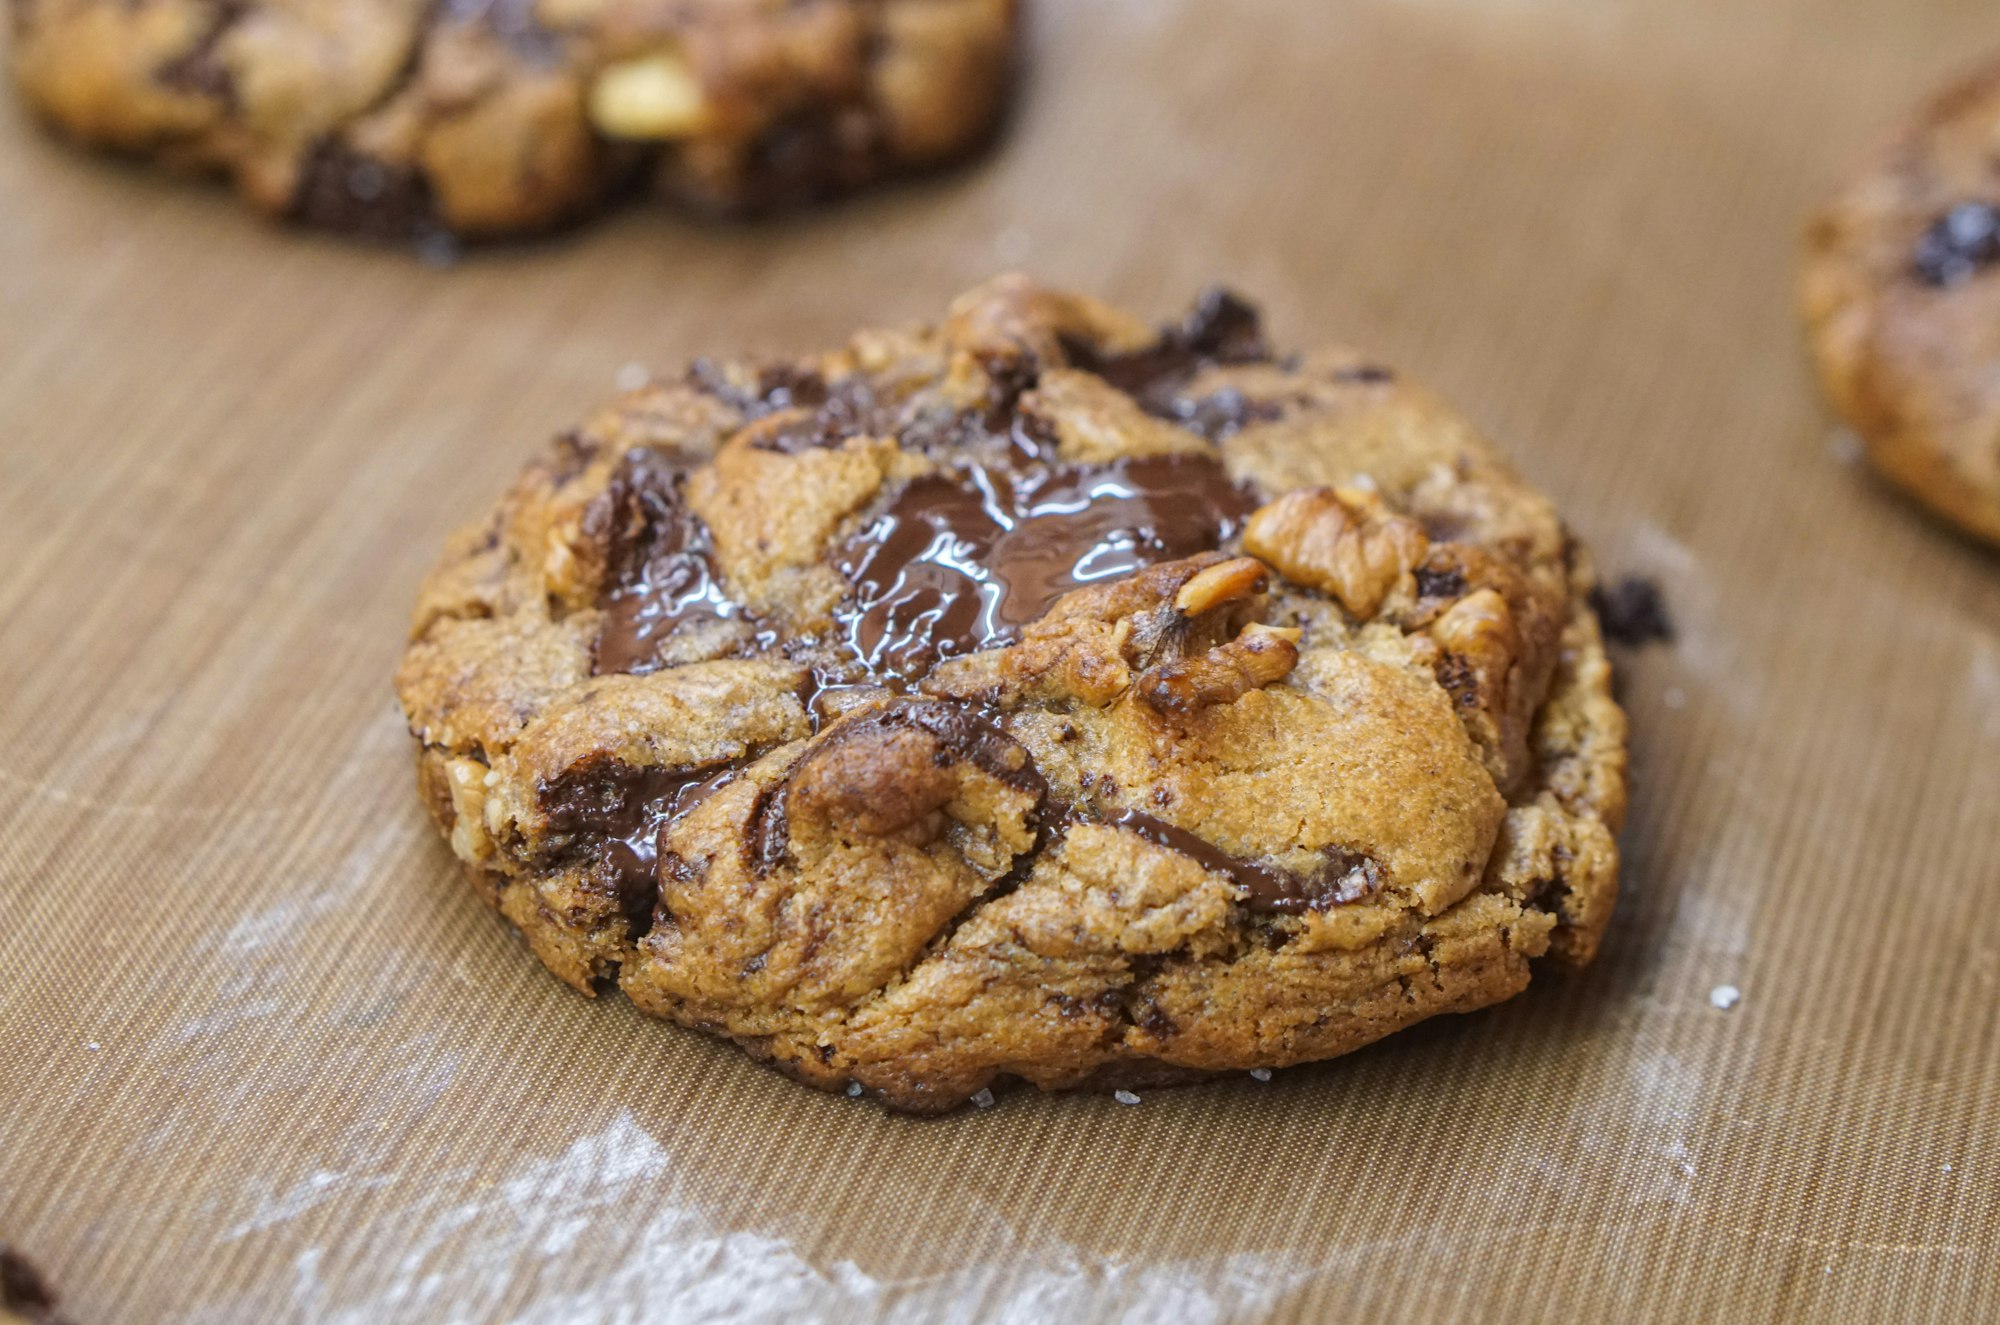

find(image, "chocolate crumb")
[1913,201,2000,287]
[0,1246,69,1325]
[1589,576,1674,646]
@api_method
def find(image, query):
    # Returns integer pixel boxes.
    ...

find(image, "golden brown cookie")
[395,277,1628,1112]
[9,0,1019,242]
[1804,56,2000,544]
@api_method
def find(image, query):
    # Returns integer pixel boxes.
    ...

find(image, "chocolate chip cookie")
[1803,56,2000,544]
[10,0,1019,241]
[395,277,1628,1112]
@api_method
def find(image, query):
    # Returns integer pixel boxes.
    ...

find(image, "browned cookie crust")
[9,0,1019,241]
[395,277,1628,1113]
[1804,56,2000,545]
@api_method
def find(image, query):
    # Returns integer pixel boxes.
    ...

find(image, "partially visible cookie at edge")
[9,0,1020,242]
[1804,55,2000,545]
[394,275,1629,1113]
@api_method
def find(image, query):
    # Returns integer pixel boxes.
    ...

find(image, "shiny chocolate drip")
[1104,810,1380,915]
[593,448,746,676]
[834,454,1258,680]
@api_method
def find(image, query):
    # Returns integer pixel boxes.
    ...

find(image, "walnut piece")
[1244,487,1430,618]
[1137,623,1300,715]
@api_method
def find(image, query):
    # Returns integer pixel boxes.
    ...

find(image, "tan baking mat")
[4,0,1998,1320]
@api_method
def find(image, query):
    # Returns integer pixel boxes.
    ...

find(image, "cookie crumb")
[970,1087,996,1109]
[615,362,649,392]
[1248,1068,1272,1082]
[844,1081,863,1098]
[1590,576,1674,647]
[1112,1089,1142,1106]
[1709,984,1741,1010]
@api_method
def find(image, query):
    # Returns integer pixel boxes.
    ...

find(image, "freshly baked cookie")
[1804,57,2000,544]
[396,277,1627,1112]
[10,0,1019,241]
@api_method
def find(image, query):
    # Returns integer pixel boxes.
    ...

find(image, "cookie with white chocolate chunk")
[9,0,1019,241]
[395,277,1628,1111]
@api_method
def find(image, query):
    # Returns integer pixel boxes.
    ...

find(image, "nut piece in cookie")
[395,276,1628,1112]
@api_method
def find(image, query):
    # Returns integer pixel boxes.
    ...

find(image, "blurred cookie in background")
[9,0,1021,245]
[1804,55,2000,545]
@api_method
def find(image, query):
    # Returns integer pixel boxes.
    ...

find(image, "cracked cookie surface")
[9,0,1018,240]
[396,276,1628,1112]
[1804,56,2000,544]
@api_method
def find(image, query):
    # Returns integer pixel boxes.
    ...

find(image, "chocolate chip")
[1100,810,1380,915]
[539,757,740,932]
[153,0,246,106]
[1913,201,2000,287]
[292,141,441,243]
[834,454,1257,683]
[1589,576,1674,647]
[1413,567,1466,600]
[1064,288,1273,416]
[589,447,750,675]
[1170,387,1282,442]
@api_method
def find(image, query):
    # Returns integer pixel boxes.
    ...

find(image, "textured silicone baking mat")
[3,0,1997,1319]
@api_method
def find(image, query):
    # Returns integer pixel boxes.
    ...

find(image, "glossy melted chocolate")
[834,452,1258,679]
[593,448,749,676]
[539,758,741,930]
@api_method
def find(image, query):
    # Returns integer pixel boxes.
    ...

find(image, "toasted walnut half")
[1244,486,1430,618]
[1137,622,1301,716]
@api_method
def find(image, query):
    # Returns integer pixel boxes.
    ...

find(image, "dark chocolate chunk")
[1066,287,1273,415]
[1103,811,1380,915]
[728,109,885,214]
[153,0,246,105]
[443,0,564,64]
[1913,201,2000,287]
[834,453,1257,681]
[1589,575,1674,647]
[590,447,750,675]
[1170,387,1282,442]
[539,757,740,930]
[688,360,832,421]
[291,140,441,243]
[1413,567,1467,600]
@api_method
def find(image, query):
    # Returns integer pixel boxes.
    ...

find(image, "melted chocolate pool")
[833,453,1258,679]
